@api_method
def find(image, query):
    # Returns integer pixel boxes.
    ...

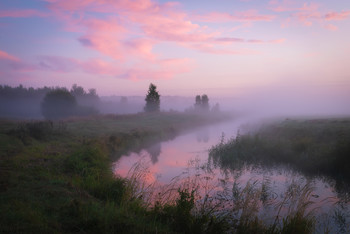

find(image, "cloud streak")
[0,9,48,18]
[0,50,20,61]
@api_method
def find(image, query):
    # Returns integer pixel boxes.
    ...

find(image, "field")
[209,118,350,189]
[1,114,349,233]
[0,112,233,233]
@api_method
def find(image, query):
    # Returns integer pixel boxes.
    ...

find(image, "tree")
[144,83,160,112]
[70,84,86,97]
[193,94,209,112]
[41,89,77,119]
[201,94,209,111]
[194,95,202,110]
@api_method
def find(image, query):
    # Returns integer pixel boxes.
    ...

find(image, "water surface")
[113,117,349,232]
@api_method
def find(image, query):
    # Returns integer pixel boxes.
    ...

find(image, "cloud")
[325,11,350,21]
[38,56,79,73]
[323,24,338,31]
[214,37,285,44]
[0,50,20,61]
[186,44,258,55]
[1,0,279,81]
[269,1,350,29]
[36,55,194,80]
[269,1,319,13]
[0,50,37,72]
[0,9,48,18]
[193,10,275,23]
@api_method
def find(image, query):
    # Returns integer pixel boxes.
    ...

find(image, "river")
[113,117,349,232]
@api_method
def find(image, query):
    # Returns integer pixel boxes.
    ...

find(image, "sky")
[0,0,350,100]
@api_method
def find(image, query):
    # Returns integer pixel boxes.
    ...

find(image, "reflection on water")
[114,119,244,183]
[146,142,161,164]
[196,128,209,143]
[113,118,350,232]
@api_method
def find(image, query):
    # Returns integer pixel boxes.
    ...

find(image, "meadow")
[0,112,233,233]
[209,118,350,190]
[1,113,349,233]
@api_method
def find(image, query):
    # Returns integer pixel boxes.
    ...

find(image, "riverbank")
[0,112,233,233]
[209,117,350,188]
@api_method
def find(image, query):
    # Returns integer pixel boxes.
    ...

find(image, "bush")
[41,89,77,119]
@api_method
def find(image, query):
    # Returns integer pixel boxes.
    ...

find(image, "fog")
[1,84,349,120]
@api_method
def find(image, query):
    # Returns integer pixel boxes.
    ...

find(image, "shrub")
[41,89,77,119]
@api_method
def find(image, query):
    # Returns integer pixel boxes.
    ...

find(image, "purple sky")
[0,0,349,100]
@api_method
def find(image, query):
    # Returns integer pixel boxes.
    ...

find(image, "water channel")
[113,117,349,232]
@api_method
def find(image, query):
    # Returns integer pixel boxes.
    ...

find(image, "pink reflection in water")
[113,119,343,225]
[114,119,242,183]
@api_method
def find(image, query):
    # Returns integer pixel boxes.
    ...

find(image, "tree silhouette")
[41,89,77,119]
[144,83,160,112]
[194,94,209,112]
[194,95,202,111]
[201,94,209,111]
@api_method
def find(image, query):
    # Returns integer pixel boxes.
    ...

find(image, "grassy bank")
[0,112,233,233]
[2,114,343,233]
[209,117,350,193]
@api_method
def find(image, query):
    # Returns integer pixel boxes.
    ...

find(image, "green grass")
[2,113,340,233]
[0,112,232,233]
[209,117,350,195]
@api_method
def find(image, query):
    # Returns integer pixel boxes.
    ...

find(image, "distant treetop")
[144,83,160,112]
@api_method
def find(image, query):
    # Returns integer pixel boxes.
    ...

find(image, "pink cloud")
[37,55,124,75]
[39,0,286,81]
[36,55,193,80]
[325,11,350,21]
[0,50,20,61]
[271,1,349,30]
[0,51,36,72]
[80,59,123,75]
[0,50,36,72]
[122,58,195,80]
[291,11,321,26]
[193,10,275,23]
[269,1,319,13]
[38,56,79,73]
[187,43,258,55]
[323,24,338,31]
[214,37,285,44]
[0,9,48,18]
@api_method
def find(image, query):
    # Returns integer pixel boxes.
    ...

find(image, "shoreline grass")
[1,114,348,233]
[0,111,233,233]
[209,118,350,189]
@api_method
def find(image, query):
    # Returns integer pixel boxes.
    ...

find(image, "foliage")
[0,84,99,119]
[201,94,209,111]
[194,94,210,112]
[144,83,160,112]
[209,118,350,191]
[4,115,348,233]
[41,88,78,119]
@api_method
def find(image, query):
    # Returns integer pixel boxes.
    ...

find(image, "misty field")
[209,118,350,186]
[1,114,350,233]
[0,112,232,233]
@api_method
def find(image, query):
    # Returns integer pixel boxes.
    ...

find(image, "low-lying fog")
[1,84,349,119]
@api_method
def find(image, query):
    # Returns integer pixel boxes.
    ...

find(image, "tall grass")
[2,116,348,233]
[209,118,350,190]
[121,157,322,233]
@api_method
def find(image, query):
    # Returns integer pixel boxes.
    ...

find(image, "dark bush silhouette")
[41,89,77,119]
[194,95,201,111]
[194,94,210,112]
[0,84,100,119]
[144,83,160,112]
[201,94,209,111]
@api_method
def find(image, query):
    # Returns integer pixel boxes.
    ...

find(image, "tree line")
[0,83,218,119]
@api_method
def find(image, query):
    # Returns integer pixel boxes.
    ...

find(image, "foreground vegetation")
[209,117,350,198]
[1,114,348,233]
[0,112,234,233]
